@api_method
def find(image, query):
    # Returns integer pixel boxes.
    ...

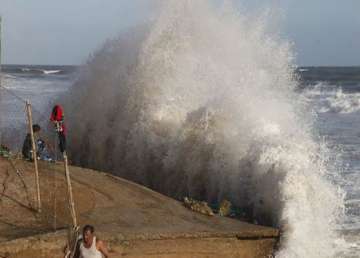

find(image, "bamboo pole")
[63,153,77,227]
[0,16,2,89]
[25,101,41,212]
[0,17,2,144]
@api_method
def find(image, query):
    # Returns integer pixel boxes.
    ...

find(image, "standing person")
[79,225,110,258]
[50,105,66,154]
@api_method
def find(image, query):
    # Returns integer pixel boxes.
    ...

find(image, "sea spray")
[63,1,344,256]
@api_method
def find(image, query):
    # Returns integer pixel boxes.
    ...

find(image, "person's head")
[83,225,95,244]
[33,124,41,133]
[51,105,64,121]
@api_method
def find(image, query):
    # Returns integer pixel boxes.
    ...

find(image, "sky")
[0,0,359,66]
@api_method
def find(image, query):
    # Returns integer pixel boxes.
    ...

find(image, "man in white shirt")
[79,225,110,258]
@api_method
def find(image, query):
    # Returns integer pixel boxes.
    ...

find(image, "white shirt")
[79,236,103,258]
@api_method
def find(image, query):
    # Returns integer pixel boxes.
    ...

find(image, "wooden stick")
[0,16,2,89]
[25,101,41,212]
[0,17,2,144]
[63,153,77,227]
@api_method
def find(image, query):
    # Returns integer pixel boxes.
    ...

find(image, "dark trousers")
[58,132,66,153]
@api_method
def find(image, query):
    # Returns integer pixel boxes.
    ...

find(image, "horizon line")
[1,63,360,68]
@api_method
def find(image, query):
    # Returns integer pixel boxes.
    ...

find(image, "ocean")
[300,67,360,257]
[1,65,359,257]
[0,65,76,148]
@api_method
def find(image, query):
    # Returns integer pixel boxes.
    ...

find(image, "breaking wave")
[21,68,62,74]
[321,89,360,114]
[63,1,345,257]
[304,83,360,114]
[43,70,62,75]
[0,66,65,76]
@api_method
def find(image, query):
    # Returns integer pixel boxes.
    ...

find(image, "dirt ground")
[0,157,279,257]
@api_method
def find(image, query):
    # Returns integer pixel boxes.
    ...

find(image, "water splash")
[63,1,345,257]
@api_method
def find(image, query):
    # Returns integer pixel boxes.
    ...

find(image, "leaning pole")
[0,16,2,143]
[25,101,42,212]
[0,16,2,87]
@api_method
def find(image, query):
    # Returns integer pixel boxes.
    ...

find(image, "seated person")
[22,124,41,160]
[22,124,53,161]
[36,139,53,162]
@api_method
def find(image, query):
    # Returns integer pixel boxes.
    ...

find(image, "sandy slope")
[0,157,279,257]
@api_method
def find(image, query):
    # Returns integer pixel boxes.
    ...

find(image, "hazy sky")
[0,0,359,66]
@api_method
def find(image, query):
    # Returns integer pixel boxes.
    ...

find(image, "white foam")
[43,70,62,75]
[63,1,346,257]
[299,68,309,72]
[305,84,360,114]
[20,67,62,74]
[322,89,360,114]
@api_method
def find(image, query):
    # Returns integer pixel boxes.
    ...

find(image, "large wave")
[63,1,345,257]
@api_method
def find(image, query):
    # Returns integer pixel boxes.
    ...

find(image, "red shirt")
[50,105,66,135]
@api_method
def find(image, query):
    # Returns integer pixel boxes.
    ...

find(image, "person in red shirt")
[50,105,66,154]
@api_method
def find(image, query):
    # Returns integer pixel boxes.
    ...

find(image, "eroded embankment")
[0,157,278,257]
